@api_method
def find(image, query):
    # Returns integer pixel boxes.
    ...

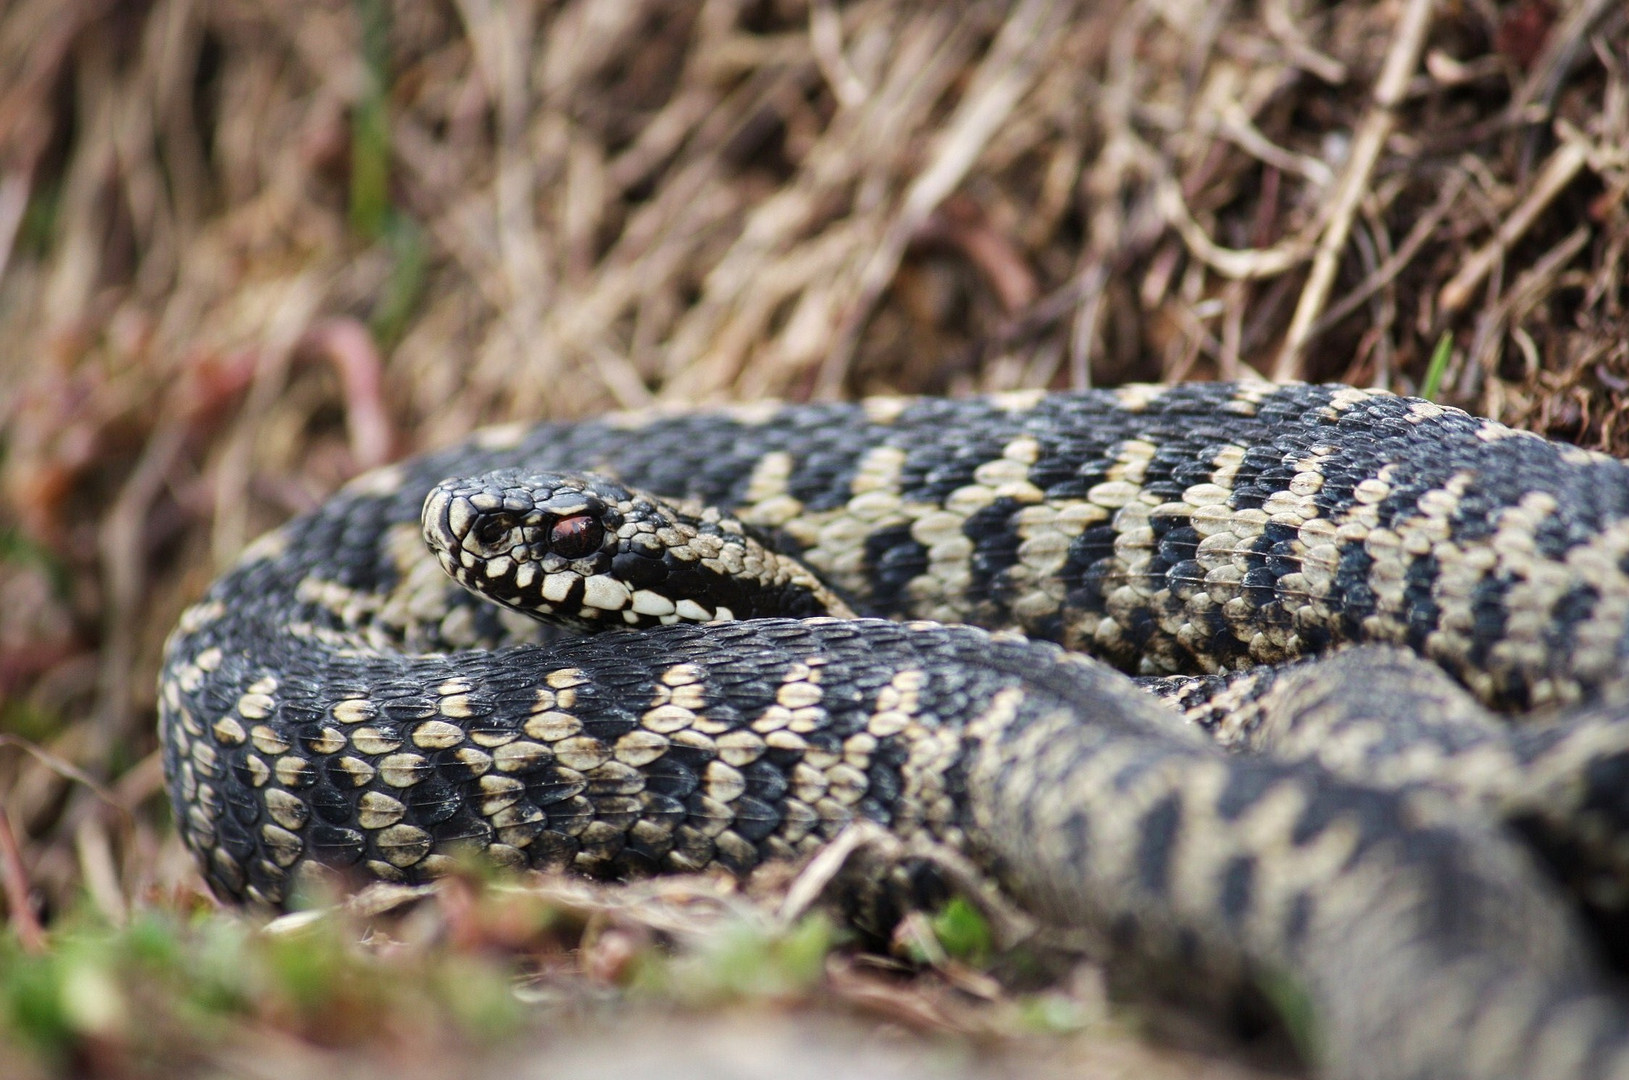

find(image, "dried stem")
[1273,0,1436,380]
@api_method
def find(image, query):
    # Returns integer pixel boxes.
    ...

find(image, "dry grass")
[0,0,1625,1075]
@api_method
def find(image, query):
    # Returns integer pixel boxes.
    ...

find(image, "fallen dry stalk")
[1438,136,1593,315]
[1309,168,1468,337]
[0,805,45,953]
[817,0,1065,394]
[1273,0,1436,380]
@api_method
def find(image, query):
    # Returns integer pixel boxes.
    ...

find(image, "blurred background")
[0,0,1623,1074]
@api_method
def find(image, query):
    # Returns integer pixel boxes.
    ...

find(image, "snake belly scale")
[161,382,1629,1080]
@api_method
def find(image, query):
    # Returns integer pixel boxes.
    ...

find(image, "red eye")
[549,514,604,559]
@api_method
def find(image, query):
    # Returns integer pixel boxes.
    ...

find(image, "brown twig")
[1506,0,1619,135]
[1308,169,1467,338]
[0,735,133,816]
[809,0,869,109]
[0,805,46,952]
[1273,0,1436,380]
[1438,136,1592,316]
[0,170,30,285]
[210,275,323,567]
[301,317,395,470]
[1157,175,1320,281]
[1467,224,1593,378]
[95,419,189,750]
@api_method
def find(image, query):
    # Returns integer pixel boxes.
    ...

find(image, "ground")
[0,0,1624,1076]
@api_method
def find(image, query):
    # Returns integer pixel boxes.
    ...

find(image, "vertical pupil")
[550,514,603,558]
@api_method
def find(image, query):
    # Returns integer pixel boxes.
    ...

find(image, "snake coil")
[162,382,1629,1080]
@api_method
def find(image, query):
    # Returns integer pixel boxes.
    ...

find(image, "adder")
[161,381,1629,1080]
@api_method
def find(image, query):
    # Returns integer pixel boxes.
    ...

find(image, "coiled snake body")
[161,382,1629,1080]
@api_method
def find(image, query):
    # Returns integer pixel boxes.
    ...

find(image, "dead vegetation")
[0,0,1625,1075]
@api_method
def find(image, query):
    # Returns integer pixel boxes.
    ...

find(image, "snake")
[159,381,1629,1080]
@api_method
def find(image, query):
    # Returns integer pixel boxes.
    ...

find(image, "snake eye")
[549,514,604,559]
[472,512,516,548]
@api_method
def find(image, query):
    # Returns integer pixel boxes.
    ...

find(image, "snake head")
[421,469,631,628]
[423,468,852,632]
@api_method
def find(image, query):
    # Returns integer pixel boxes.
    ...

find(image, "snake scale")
[160,382,1629,1080]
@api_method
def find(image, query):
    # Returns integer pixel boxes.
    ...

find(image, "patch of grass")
[633,913,840,1005]
[1016,990,1097,1034]
[349,0,392,240]
[0,901,529,1074]
[370,213,429,348]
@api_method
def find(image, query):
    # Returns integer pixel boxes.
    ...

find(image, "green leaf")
[370,213,428,347]
[349,0,392,239]
[930,897,992,966]
[1421,332,1453,402]
[1256,968,1323,1065]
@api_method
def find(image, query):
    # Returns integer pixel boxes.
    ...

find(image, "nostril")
[473,512,516,547]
